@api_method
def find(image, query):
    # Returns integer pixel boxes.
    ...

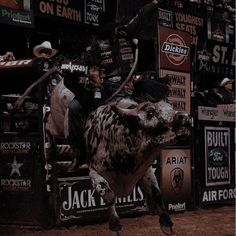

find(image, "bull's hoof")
[160,225,174,235]
[109,217,122,232]
[110,230,124,236]
[159,212,174,235]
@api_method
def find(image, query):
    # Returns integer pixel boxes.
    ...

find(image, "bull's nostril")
[178,115,184,120]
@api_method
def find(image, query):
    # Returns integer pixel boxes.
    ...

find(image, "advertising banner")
[84,0,105,26]
[207,17,226,43]
[197,125,235,205]
[158,26,191,72]
[196,40,235,78]
[34,0,106,25]
[195,117,236,206]
[198,104,236,122]
[0,136,51,226]
[57,176,147,223]
[0,0,34,27]
[0,137,37,192]
[160,69,190,113]
[158,8,173,28]
[158,8,206,46]
[35,0,83,23]
[160,148,192,213]
[173,9,205,46]
[204,126,231,187]
[0,59,33,69]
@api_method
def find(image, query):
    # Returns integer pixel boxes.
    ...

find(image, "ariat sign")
[161,34,190,66]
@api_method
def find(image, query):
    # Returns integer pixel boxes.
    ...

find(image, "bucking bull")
[44,72,191,235]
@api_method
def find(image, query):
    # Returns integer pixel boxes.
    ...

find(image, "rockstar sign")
[7,156,23,177]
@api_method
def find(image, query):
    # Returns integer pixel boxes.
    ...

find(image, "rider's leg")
[67,97,87,166]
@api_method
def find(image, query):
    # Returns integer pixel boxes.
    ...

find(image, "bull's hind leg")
[138,167,174,235]
[89,169,123,235]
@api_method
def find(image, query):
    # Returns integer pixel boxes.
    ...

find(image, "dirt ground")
[0,205,235,236]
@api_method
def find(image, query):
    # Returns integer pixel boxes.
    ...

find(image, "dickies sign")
[158,26,191,72]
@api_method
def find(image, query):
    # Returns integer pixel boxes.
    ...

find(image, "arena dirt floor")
[0,205,235,236]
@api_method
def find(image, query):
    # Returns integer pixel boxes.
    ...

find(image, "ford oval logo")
[208,148,227,167]
[87,3,101,12]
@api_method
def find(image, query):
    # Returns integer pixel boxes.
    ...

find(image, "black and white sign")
[58,176,147,222]
[205,127,231,187]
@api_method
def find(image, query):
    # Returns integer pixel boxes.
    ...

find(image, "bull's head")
[112,99,191,145]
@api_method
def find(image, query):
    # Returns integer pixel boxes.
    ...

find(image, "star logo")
[7,156,23,177]
[197,43,211,71]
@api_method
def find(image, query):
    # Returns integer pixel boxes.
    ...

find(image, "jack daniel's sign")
[57,176,147,222]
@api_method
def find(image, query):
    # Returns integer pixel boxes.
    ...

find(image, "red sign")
[0,0,34,27]
[159,26,191,72]
[0,0,22,10]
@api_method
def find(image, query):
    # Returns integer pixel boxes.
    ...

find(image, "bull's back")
[85,105,158,196]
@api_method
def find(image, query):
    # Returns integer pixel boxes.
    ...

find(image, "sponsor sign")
[35,0,83,23]
[173,9,205,46]
[208,18,226,43]
[160,148,191,212]
[58,176,147,222]
[159,26,191,72]
[0,141,31,154]
[201,188,236,203]
[0,0,34,27]
[61,61,88,74]
[84,0,105,26]
[226,24,235,45]
[204,127,231,186]
[196,40,236,77]
[158,8,173,28]
[0,138,36,192]
[0,59,33,69]
[198,104,235,122]
[160,70,190,113]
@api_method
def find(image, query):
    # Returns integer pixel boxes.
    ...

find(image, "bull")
[84,87,191,235]
[45,74,190,235]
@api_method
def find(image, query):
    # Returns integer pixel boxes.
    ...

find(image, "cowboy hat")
[220,77,233,87]
[33,41,58,59]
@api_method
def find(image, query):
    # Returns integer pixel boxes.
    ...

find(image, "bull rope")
[9,67,59,115]
[103,39,139,104]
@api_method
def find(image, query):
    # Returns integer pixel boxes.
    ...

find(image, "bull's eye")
[147,110,155,120]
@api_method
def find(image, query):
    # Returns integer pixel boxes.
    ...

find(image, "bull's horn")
[111,103,138,116]
[115,98,138,109]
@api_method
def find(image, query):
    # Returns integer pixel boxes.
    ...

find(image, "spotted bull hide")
[85,98,190,235]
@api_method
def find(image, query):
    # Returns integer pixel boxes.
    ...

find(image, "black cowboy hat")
[97,11,120,31]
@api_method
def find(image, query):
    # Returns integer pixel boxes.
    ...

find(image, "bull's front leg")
[89,169,123,235]
[138,167,174,235]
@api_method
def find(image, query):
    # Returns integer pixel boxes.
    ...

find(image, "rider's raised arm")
[123,0,162,40]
